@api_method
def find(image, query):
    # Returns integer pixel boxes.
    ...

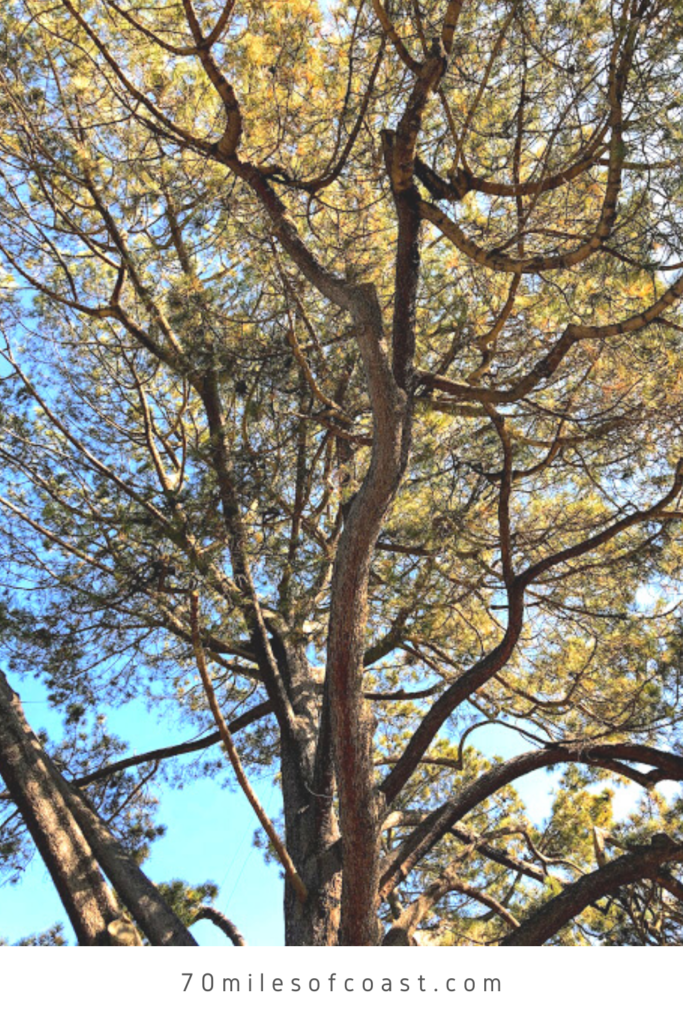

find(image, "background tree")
[1,0,683,945]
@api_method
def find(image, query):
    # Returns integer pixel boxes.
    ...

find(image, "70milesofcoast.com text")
[181,972,502,995]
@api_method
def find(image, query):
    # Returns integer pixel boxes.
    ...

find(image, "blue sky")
[0,669,285,946]
[2,664,677,946]
[0,668,561,947]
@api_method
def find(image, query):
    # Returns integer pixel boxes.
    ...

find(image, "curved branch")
[422,10,638,274]
[192,905,247,946]
[372,0,422,72]
[180,0,242,156]
[104,1,235,57]
[383,863,519,945]
[58,0,214,155]
[500,838,683,945]
[379,743,683,899]
[418,265,683,405]
[415,125,610,202]
[380,460,683,804]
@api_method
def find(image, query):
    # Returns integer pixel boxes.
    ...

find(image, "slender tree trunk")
[65,786,198,946]
[0,670,119,944]
[0,670,198,946]
[322,291,412,946]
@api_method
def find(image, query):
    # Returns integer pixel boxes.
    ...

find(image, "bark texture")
[501,837,683,945]
[0,670,119,944]
[0,670,197,946]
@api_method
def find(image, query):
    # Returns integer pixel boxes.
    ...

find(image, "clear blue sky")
[0,668,285,946]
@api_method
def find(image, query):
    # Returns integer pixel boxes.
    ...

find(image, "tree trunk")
[321,288,411,945]
[281,736,342,945]
[65,785,198,946]
[277,642,342,945]
[0,670,197,946]
[0,670,119,945]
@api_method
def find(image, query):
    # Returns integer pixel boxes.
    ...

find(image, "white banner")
[1,945,679,1024]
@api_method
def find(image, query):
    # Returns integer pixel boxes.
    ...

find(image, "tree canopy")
[1,0,683,946]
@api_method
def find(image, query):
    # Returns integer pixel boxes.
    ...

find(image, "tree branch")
[501,837,683,945]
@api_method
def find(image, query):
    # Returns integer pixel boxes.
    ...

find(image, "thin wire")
[223,779,279,910]
[217,819,251,894]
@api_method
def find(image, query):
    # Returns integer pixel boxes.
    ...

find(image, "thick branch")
[379,743,683,899]
[501,837,683,945]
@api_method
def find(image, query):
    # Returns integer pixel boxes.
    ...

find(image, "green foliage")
[155,879,219,928]
[0,923,67,946]
[1,0,683,945]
